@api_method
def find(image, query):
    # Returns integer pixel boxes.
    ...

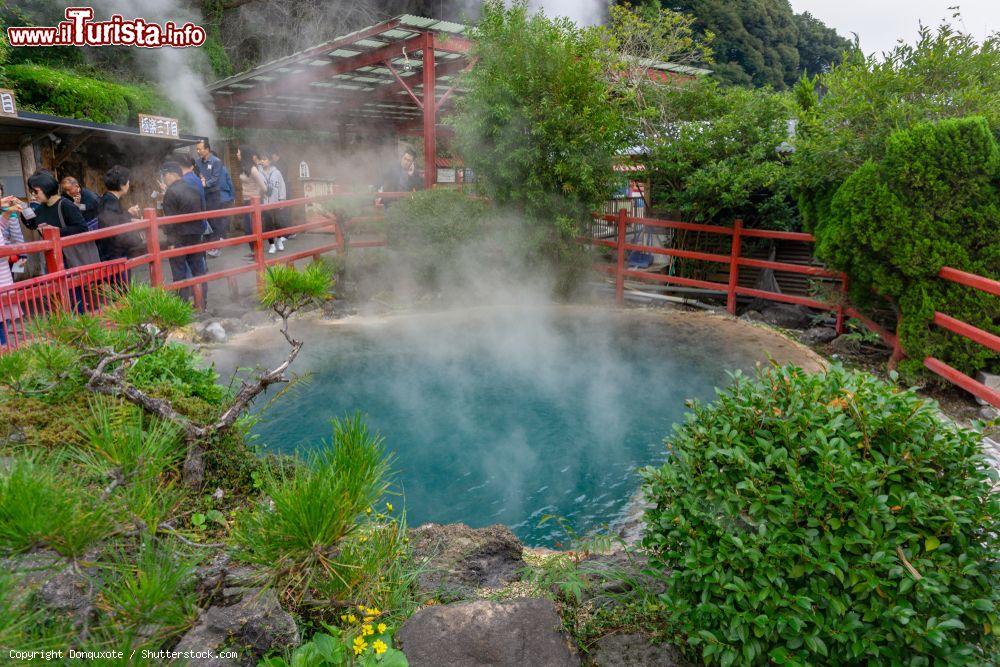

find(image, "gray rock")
[219,318,248,335]
[739,310,763,322]
[192,553,260,608]
[610,490,651,547]
[173,587,299,667]
[576,549,666,606]
[409,523,524,600]
[974,372,1000,406]
[980,405,999,421]
[198,322,228,344]
[4,550,100,627]
[587,634,690,667]
[829,334,862,355]
[756,304,815,329]
[800,326,838,345]
[398,598,579,667]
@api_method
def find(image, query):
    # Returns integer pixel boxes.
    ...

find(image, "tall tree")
[656,0,852,88]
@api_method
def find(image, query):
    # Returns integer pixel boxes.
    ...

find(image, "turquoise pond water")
[246,307,770,546]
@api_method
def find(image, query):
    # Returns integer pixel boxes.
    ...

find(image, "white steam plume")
[92,0,218,136]
[513,0,608,26]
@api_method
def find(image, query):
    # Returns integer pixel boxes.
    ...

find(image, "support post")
[615,208,627,305]
[251,196,266,292]
[835,273,849,335]
[143,208,162,287]
[727,219,743,315]
[40,225,64,274]
[422,33,437,190]
[889,316,905,369]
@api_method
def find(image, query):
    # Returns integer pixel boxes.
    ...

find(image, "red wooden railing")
[0,192,406,351]
[923,269,1000,407]
[584,209,999,408]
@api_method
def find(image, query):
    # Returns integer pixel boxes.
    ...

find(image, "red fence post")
[144,208,162,287]
[251,196,266,292]
[836,272,849,335]
[40,225,64,274]
[615,208,627,305]
[889,315,904,369]
[727,219,743,315]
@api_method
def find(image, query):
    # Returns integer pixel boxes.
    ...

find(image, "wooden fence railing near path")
[583,209,1000,408]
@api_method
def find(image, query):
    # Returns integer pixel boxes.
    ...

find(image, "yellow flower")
[377,623,388,634]
[353,636,368,655]
[358,604,366,612]
[385,502,393,512]
[372,640,388,655]
[366,507,373,514]
[363,616,374,624]
[346,614,357,624]
[362,623,374,636]
[340,615,347,622]
[368,607,381,616]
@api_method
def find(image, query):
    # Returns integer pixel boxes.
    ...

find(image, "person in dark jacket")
[97,165,144,262]
[159,161,207,304]
[377,144,423,209]
[23,170,101,269]
[60,176,100,231]
[195,139,234,256]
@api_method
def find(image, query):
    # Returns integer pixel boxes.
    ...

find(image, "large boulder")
[409,523,524,600]
[586,634,690,667]
[398,598,579,667]
[975,371,1000,406]
[173,587,299,667]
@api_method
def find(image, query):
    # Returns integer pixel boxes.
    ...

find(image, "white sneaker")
[276,237,286,251]
[207,249,221,258]
[268,244,276,254]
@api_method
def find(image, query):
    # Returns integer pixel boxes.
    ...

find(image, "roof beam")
[214,35,427,111]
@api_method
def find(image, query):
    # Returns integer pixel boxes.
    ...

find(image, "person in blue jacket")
[195,139,234,257]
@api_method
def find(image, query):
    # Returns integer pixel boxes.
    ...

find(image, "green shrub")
[642,365,998,665]
[1,64,173,124]
[127,343,226,405]
[812,117,999,378]
[98,537,197,645]
[649,81,800,231]
[385,189,494,289]
[0,457,110,557]
[233,413,393,603]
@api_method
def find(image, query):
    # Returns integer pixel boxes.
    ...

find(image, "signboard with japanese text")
[138,113,179,138]
[0,89,17,117]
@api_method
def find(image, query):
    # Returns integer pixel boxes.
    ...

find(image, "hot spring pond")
[218,306,820,546]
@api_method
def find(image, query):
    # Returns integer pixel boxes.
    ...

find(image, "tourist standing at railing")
[97,165,144,263]
[0,202,22,348]
[195,139,235,258]
[259,153,287,255]
[22,171,101,269]
[0,184,27,278]
[237,145,267,260]
[377,144,423,209]
[180,155,211,237]
[158,162,208,304]
[59,176,100,232]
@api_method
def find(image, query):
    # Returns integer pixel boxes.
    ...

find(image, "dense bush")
[794,22,1000,225]
[812,117,999,377]
[453,0,632,240]
[642,365,998,665]
[385,189,495,289]
[0,64,172,124]
[649,81,799,230]
[234,413,408,609]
